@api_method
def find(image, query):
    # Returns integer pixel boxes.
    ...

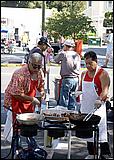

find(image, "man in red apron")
[4,52,45,141]
[77,51,111,159]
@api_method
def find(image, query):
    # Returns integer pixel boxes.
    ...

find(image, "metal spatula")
[83,108,97,121]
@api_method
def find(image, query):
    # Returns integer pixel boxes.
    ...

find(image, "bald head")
[28,52,43,71]
[28,52,42,63]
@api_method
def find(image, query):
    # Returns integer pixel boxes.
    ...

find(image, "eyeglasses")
[31,63,42,69]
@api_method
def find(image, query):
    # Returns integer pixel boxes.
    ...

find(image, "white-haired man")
[4,52,45,131]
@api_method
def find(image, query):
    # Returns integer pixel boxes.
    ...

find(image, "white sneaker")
[85,155,95,159]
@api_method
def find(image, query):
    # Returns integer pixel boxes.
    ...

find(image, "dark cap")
[39,36,51,47]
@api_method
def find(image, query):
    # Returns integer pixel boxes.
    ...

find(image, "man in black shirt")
[25,36,51,76]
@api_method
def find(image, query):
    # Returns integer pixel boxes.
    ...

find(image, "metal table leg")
[93,125,99,159]
[44,130,48,149]
[11,129,20,159]
[67,123,72,159]
[96,126,99,159]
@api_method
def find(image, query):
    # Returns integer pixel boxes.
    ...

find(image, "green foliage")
[76,31,96,44]
[103,11,113,27]
[1,1,86,10]
[45,9,96,42]
[1,1,42,8]
[46,1,86,13]
[77,33,88,44]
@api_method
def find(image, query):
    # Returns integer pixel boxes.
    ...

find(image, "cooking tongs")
[83,108,97,121]
[83,100,104,121]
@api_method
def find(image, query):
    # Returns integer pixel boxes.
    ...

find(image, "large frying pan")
[69,113,101,138]
[4,107,43,125]
[4,107,43,137]
[69,113,101,126]
[16,113,43,125]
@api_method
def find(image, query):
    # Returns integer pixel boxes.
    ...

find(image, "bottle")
[41,100,46,111]
[75,102,81,113]
[35,105,40,114]
[76,95,81,113]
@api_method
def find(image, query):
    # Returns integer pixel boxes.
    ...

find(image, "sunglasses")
[31,63,42,69]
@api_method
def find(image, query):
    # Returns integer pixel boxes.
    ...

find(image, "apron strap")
[82,65,100,82]
[93,65,100,81]
[82,70,88,81]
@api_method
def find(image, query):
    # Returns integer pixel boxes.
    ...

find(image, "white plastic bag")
[3,110,13,142]
[52,138,60,149]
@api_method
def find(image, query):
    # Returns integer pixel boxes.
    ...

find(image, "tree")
[45,3,96,42]
[103,11,113,27]
[1,1,42,8]
[1,1,86,10]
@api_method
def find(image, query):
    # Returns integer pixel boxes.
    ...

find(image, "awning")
[1,29,8,33]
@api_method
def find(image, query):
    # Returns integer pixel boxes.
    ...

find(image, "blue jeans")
[58,77,79,110]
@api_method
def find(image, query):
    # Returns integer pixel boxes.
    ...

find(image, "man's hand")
[40,91,46,100]
[31,97,40,106]
[75,91,82,97]
[94,99,103,109]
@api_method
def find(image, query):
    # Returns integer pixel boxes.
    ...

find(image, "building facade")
[83,1,113,40]
[1,7,52,45]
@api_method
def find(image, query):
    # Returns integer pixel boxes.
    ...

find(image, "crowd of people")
[1,38,16,54]
[3,35,113,159]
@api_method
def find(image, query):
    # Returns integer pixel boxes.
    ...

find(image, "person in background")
[29,36,51,59]
[44,47,54,64]
[21,32,29,50]
[25,36,51,75]
[77,51,111,159]
[54,39,81,110]
[102,29,113,68]
[59,35,65,49]
[1,38,6,53]
[26,39,32,52]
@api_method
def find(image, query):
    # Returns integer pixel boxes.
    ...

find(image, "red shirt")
[4,64,44,107]
[84,68,104,96]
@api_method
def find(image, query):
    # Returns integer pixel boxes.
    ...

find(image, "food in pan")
[43,112,70,117]
[69,113,85,121]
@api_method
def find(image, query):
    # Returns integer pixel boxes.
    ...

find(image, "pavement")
[1,44,113,69]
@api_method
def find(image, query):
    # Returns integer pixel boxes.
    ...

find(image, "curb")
[1,63,59,67]
[1,63,86,70]
[1,64,26,67]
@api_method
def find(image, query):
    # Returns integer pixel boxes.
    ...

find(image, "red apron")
[12,79,38,122]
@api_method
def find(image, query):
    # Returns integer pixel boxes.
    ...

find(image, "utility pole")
[42,1,45,36]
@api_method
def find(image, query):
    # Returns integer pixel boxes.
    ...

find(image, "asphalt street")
[1,46,113,159]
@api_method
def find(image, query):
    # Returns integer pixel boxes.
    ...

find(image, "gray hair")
[28,52,42,62]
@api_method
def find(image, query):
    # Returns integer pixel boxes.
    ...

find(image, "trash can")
[51,43,60,55]
[75,40,83,58]
[54,78,62,101]
[88,37,101,46]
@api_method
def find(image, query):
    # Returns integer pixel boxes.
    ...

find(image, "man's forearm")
[12,94,33,102]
